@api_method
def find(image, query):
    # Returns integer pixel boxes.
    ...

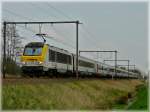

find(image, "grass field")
[127,84,148,110]
[2,78,145,110]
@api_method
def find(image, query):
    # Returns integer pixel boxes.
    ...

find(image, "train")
[21,42,138,78]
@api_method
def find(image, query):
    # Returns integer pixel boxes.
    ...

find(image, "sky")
[2,1,148,73]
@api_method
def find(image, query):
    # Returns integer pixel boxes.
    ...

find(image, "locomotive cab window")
[23,42,44,56]
[24,47,42,56]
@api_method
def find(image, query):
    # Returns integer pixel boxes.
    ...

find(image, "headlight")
[39,61,43,64]
[22,62,26,64]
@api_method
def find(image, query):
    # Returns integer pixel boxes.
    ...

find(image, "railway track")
[2,73,134,85]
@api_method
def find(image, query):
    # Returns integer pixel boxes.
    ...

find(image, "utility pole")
[76,21,79,79]
[3,21,82,79]
[127,60,129,78]
[79,50,118,79]
[3,22,6,78]
[114,51,117,78]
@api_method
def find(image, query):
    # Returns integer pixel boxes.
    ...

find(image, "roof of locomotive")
[25,42,44,47]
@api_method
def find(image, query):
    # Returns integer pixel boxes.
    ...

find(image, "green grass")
[2,79,144,110]
[127,84,148,110]
[112,83,148,111]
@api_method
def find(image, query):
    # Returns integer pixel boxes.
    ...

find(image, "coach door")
[72,54,74,73]
[66,55,69,71]
[54,51,57,68]
[49,49,57,68]
[97,64,99,74]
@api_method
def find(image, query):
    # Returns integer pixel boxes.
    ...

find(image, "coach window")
[56,52,66,64]
[98,65,101,70]
[49,49,55,62]
[64,54,67,64]
[66,55,71,64]
[68,55,71,64]
[103,67,107,71]
[62,54,66,64]
[57,52,61,63]
[101,66,103,70]
[110,68,114,72]
[79,60,94,68]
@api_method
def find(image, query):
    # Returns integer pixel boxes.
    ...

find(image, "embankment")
[2,78,144,110]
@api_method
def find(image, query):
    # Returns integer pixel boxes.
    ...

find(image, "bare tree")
[3,24,23,62]
[2,22,23,75]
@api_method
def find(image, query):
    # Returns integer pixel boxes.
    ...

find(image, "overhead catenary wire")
[80,24,102,48]
[3,5,110,60]
[3,4,111,57]
[50,26,76,49]
[43,3,102,48]
[16,24,39,43]
[44,3,114,60]
[9,3,87,53]
[45,3,73,20]
[17,24,38,34]
[51,25,76,44]
[29,2,59,21]
[25,3,76,50]
[45,4,103,52]
[3,3,110,54]
[30,2,76,44]
[3,8,36,21]
[3,5,76,50]
[80,27,101,49]
[46,5,108,54]
[16,24,76,50]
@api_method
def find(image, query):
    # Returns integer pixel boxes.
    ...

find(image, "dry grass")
[2,78,143,110]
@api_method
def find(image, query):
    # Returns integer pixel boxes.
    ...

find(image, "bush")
[5,57,21,75]
[117,95,129,104]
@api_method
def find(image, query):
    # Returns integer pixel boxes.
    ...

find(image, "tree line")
[2,23,23,75]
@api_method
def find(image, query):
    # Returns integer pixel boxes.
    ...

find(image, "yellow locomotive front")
[21,42,48,73]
